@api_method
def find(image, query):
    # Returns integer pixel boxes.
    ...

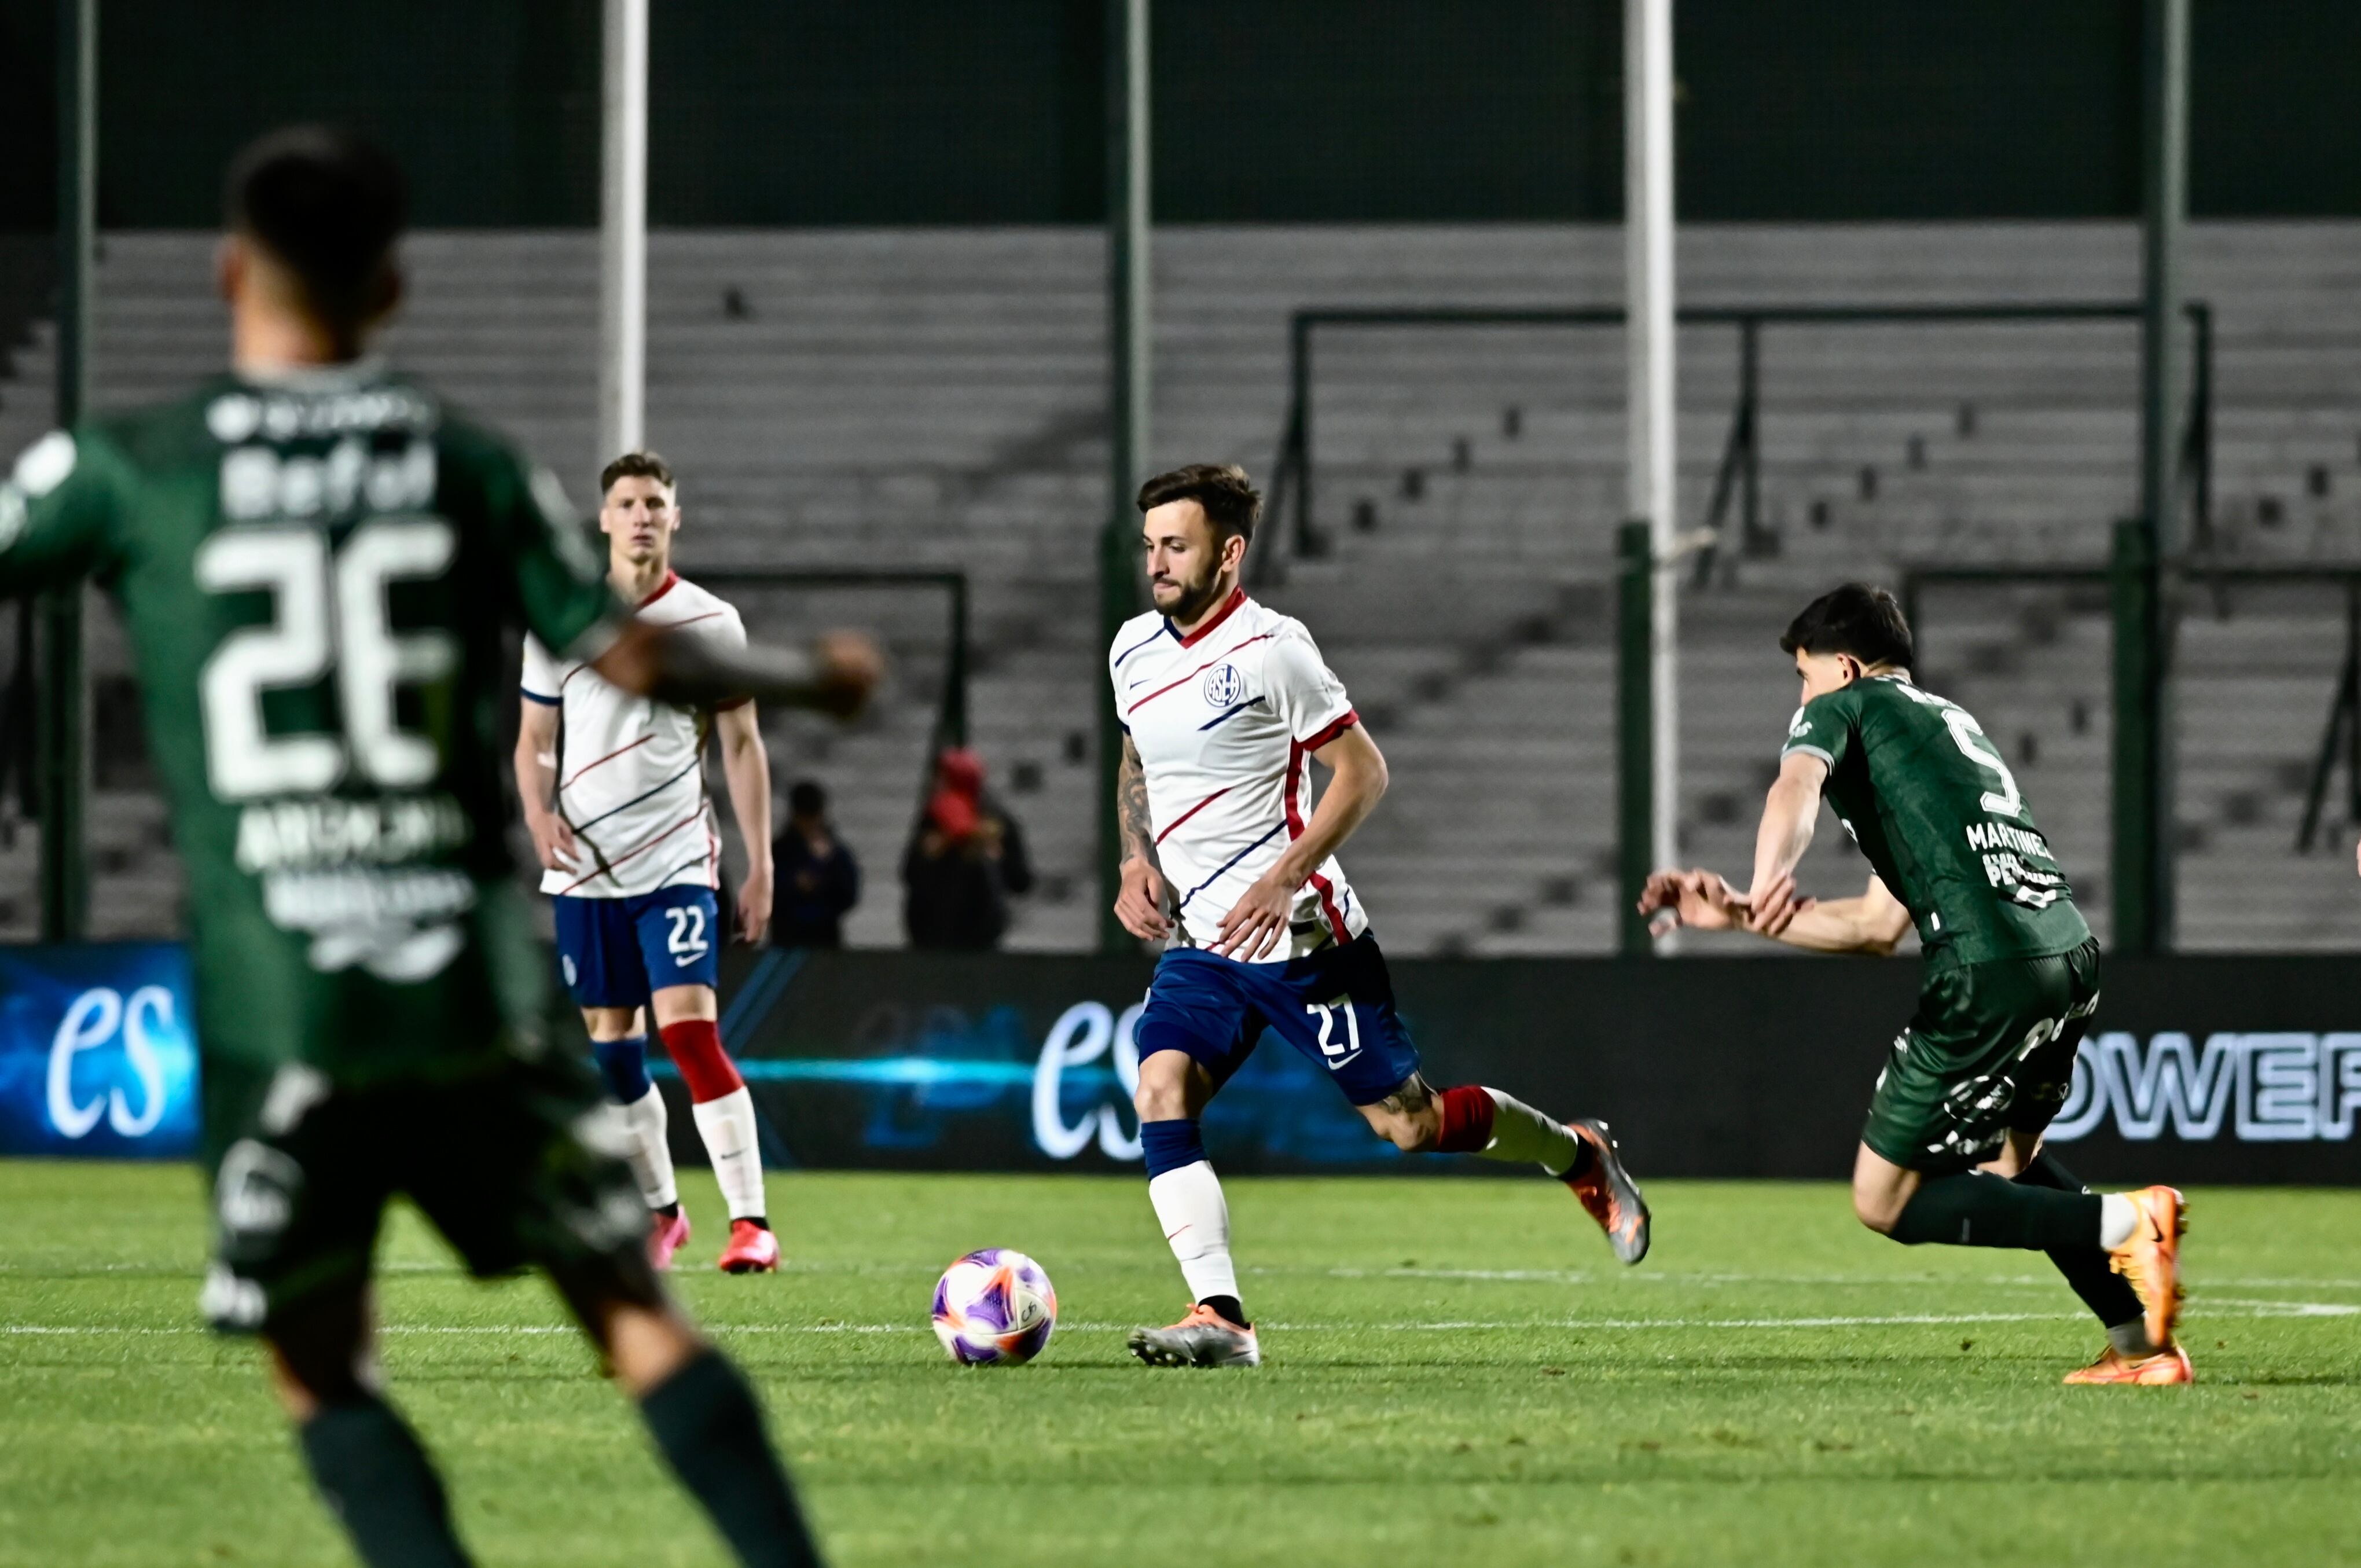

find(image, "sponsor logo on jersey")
[233,794,471,874]
[259,867,476,982]
[209,385,436,443]
[1202,663,1246,708]
[219,436,436,521]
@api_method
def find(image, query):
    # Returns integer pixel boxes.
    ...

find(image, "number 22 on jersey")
[194,518,457,799]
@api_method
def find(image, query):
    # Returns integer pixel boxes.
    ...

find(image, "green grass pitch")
[2,1162,2357,1567]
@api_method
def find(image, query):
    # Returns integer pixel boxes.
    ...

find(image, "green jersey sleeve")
[0,428,128,594]
[1782,685,1861,770]
[476,438,619,658]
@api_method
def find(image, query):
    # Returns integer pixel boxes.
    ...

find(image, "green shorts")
[199,1045,663,1334]
[1861,938,2103,1176]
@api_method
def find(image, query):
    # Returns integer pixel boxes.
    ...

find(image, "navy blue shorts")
[553,886,721,1008]
[1134,934,1423,1107]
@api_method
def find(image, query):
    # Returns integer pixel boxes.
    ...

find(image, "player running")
[517,451,778,1274]
[1110,464,1650,1369]
[0,127,879,1566]
[1639,583,2190,1386]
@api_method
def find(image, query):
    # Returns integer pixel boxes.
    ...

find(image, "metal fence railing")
[1261,300,2217,583]
[1901,561,2361,858]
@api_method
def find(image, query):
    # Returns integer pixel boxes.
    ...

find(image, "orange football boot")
[1565,1119,1651,1265]
[2063,1343,2194,1385]
[2106,1185,2186,1352]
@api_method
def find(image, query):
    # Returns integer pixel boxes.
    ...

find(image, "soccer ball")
[931,1248,1058,1365]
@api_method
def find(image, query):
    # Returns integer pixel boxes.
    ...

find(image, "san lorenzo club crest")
[1202,663,1246,707]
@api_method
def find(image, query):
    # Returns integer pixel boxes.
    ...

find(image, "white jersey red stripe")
[522,571,747,899]
[1111,587,1368,962]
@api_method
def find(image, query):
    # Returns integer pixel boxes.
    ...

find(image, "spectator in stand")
[770,780,861,948]
[902,747,1034,949]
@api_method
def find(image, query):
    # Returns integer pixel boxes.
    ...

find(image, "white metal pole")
[1625,0,1680,906]
[1115,0,1151,487]
[598,0,648,461]
[1099,0,1152,951]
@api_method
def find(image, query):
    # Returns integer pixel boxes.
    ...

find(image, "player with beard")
[1109,464,1651,1369]
[0,126,880,1565]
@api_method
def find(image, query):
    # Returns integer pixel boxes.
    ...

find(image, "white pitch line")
[1317,1266,2361,1291]
[7,1299,2352,1338]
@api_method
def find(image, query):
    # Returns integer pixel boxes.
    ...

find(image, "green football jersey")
[0,360,619,1085]
[1780,672,2091,964]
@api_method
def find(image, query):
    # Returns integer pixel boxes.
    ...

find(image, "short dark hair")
[600,450,674,498]
[1137,463,1260,543]
[224,126,406,331]
[1780,583,1916,670]
[788,780,827,818]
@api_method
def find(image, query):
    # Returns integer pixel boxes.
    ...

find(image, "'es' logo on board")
[1202,663,1245,707]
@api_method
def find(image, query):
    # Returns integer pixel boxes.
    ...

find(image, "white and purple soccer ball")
[931,1248,1058,1365]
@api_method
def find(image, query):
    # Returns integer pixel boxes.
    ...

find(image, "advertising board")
[0,944,200,1159]
[1,939,2351,1183]
[661,948,2361,1185]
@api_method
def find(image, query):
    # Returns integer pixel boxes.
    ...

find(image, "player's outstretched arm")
[594,620,882,717]
[1637,867,1749,935]
[1113,735,1172,941]
[1209,722,1388,960]
[1765,873,1912,955]
[1744,750,1828,935]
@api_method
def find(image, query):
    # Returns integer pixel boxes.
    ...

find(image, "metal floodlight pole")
[38,0,96,942]
[1618,0,1678,954]
[1098,0,1150,952]
[598,0,648,461]
[2116,0,2187,956]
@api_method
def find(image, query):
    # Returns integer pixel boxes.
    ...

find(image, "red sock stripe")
[1434,1085,1496,1154]
[659,1018,744,1102]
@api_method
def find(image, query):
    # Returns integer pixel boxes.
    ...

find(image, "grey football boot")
[1127,1302,1262,1367]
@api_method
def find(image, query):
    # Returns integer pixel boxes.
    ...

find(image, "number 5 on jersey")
[195,519,457,799]
[1940,707,2023,819]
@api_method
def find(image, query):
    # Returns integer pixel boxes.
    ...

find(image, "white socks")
[1477,1088,1582,1176]
[692,1087,767,1220]
[619,1085,677,1211]
[2099,1192,2139,1250]
[1148,1160,1239,1305]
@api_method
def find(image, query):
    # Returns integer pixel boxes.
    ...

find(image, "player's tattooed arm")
[1118,735,1159,871]
[1114,736,1173,941]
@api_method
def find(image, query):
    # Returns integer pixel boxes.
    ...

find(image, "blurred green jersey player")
[0,127,877,1566]
[1637,583,2191,1387]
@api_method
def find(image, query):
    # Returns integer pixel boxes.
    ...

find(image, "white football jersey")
[521,571,747,899]
[1111,587,1368,962]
